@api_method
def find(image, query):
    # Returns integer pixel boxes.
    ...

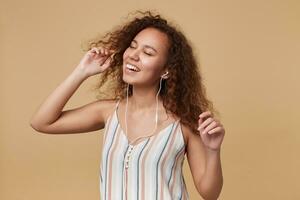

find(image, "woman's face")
[122,27,170,87]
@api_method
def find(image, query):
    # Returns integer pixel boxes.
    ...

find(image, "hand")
[76,46,115,77]
[197,111,225,151]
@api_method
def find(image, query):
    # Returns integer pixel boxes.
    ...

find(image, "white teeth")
[126,63,139,72]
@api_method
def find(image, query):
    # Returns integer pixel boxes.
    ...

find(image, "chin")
[122,69,138,84]
[122,77,146,88]
[122,76,135,85]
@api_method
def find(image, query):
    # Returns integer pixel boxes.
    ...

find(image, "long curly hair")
[82,10,220,134]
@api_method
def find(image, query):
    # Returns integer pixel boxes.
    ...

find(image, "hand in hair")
[76,46,115,77]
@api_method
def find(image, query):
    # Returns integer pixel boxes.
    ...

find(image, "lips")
[125,63,141,72]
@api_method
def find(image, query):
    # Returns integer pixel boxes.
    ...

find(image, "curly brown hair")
[82,10,220,134]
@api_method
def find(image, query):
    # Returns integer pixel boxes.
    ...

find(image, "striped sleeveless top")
[99,100,189,200]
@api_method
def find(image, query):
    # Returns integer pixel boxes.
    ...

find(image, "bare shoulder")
[94,98,119,123]
[180,122,205,149]
[179,122,194,147]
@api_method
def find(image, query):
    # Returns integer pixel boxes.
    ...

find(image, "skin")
[30,27,225,200]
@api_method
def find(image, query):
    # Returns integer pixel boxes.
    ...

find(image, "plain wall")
[1,0,299,199]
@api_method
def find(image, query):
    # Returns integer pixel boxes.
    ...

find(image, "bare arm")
[30,47,115,134]
[184,125,223,200]
[198,148,223,200]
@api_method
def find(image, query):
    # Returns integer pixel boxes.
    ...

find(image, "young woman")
[30,10,225,200]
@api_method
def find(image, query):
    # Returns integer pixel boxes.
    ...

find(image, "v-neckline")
[114,106,179,147]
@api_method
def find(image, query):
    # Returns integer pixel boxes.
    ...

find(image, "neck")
[124,83,162,145]
[127,83,162,112]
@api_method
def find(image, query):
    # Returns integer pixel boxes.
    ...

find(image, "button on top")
[128,145,134,152]
[125,145,135,169]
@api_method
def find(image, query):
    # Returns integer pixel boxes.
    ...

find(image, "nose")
[128,49,140,61]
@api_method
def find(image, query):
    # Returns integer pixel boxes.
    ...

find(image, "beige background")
[1,0,299,199]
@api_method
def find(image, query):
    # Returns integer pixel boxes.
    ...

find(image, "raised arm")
[30,47,115,134]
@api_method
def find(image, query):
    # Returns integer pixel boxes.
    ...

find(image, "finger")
[96,47,111,58]
[197,117,214,132]
[207,126,223,135]
[199,111,212,119]
[95,46,103,54]
[202,120,218,135]
[198,117,203,126]
[101,57,112,69]
[104,56,112,64]
[98,55,109,66]
[91,47,99,54]
[198,111,210,126]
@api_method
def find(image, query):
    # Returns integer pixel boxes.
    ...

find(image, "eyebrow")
[132,40,158,53]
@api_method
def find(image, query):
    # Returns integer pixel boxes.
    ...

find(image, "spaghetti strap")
[115,99,121,109]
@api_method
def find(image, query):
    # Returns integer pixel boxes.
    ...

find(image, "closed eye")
[144,52,153,56]
[129,45,153,56]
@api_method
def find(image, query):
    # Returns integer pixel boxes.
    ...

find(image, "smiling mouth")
[125,63,140,72]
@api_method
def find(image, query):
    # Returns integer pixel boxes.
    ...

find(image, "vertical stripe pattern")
[100,100,189,200]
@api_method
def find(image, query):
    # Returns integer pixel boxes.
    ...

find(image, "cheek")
[141,58,165,72]
[123,49,129,60]
[141,61,158,75]
[141,64,164,80]
[144,61,163,77]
